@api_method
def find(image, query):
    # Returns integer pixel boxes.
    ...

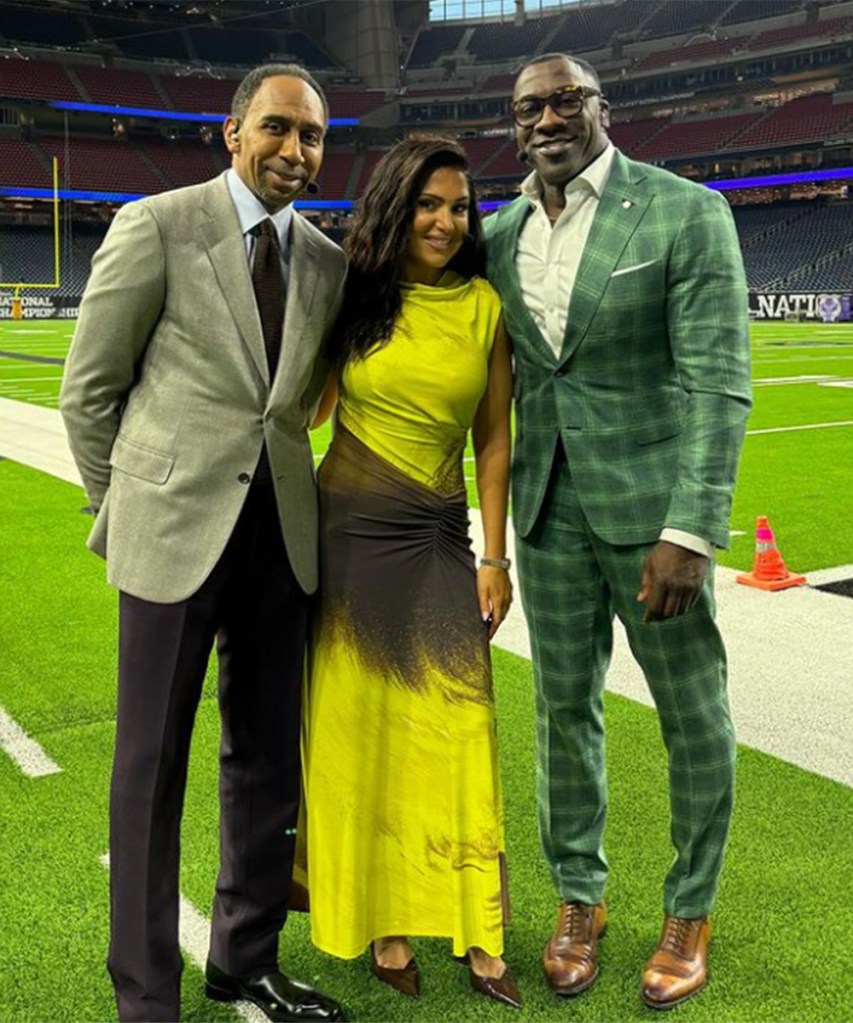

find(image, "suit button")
[237,472,251,484]
[555,368,566,378]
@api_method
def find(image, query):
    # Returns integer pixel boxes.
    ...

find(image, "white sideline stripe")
[98,854,268,1023]
[468,511,853,789]
[806,563,853,586]
[0,704,61,777]
[746,420,853,436]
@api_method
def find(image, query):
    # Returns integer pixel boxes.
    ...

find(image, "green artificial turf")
[1,461,852,1022]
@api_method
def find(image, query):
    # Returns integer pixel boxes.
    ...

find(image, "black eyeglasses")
[511,85,602,127]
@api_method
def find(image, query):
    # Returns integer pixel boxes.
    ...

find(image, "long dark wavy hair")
[330,134,486,365]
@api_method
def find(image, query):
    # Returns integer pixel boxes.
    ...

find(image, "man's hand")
[636,541,709,622]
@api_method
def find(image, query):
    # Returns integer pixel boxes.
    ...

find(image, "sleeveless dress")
[304,273,509,959]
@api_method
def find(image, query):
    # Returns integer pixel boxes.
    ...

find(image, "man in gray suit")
[60,64,346,1023]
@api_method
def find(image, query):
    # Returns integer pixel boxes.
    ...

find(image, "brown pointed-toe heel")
[370,944,420,998]
[469,966,523,1009]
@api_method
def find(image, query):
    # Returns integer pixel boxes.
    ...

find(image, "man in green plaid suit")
[483,54,751,1009]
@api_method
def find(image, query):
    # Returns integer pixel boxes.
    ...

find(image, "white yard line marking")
[0,704,61,777]
[752,354,853,363]
[99,854,268,1023]
[753,375,836,385]
[746,420,853,436]
[0,376,64,382]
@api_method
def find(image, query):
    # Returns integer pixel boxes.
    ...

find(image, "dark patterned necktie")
[251,218,284,379]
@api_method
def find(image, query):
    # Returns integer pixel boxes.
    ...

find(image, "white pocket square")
[611,260,657,278]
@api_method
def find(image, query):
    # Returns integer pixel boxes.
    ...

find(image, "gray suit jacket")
[60,172,346,602]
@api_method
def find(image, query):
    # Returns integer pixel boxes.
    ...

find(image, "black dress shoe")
[205,961,346,1022]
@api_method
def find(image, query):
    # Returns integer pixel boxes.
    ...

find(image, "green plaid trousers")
[517,449,736,918]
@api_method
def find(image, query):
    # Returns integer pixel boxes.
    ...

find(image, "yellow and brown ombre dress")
[304,272,509,960]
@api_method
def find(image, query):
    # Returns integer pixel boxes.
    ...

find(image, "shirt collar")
[520,142,615,210]
[226,168,293,255]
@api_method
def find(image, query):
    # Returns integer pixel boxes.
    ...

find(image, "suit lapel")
[269,213,322,406]
[490,198,557,367]
[199,175,269,384]
[559,151,652,364]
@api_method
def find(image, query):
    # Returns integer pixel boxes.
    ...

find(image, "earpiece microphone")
[305,181,319,195]
[517,150,529,163]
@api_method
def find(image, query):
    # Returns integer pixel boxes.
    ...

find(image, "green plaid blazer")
[484,149,752,550]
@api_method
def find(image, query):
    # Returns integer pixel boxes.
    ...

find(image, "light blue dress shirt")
[225,168,292,289]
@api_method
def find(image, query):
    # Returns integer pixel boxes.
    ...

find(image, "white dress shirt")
[515,144,714,558]
[226,168,292,285]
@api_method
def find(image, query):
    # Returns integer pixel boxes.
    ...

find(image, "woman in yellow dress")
[305,135,518,1008]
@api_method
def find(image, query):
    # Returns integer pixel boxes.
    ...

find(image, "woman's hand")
[477,565,512,639]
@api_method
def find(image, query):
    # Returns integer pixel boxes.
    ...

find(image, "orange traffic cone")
[736,515,806,591]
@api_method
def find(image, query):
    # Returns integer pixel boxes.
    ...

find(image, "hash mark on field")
[0,704,61,777]
[99,854,268,1022]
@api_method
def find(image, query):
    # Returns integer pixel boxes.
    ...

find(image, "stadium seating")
[636,37,753,73]
[633,111,764,161]
[480,74,516,95]
[732,202,809,245]
[785,248,853,291]
[0,225,105,296]
[324,89,388,118]
[479,139,523,180]
[157,74,239,116]
[639,0,732,40]
[466,19,554,62]
[314,150,356,199]
[721,0,809,27]
[739,203,853,288]
[457,136,510,176]
[727,93,853,150]
[0,138,53,189]
[751,15,853,52]
[354,149,386,195]
[72,65,165,110]
[137,138,224,189]
[0,57,81,102]
[37,136,166,195]
[608,118,668,157]
[407,25,467,68]
[548,1,650,53]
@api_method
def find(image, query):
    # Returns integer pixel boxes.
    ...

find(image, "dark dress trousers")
[60,173,346,1021]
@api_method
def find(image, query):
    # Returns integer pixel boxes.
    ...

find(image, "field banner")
[0,295,81,319]
[750,291,852,321]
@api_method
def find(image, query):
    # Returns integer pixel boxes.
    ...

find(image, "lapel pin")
[622,199,633,209]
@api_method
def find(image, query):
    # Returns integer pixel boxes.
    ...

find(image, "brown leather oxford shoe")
[543,900,607,996]
[641,915,710,1010]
